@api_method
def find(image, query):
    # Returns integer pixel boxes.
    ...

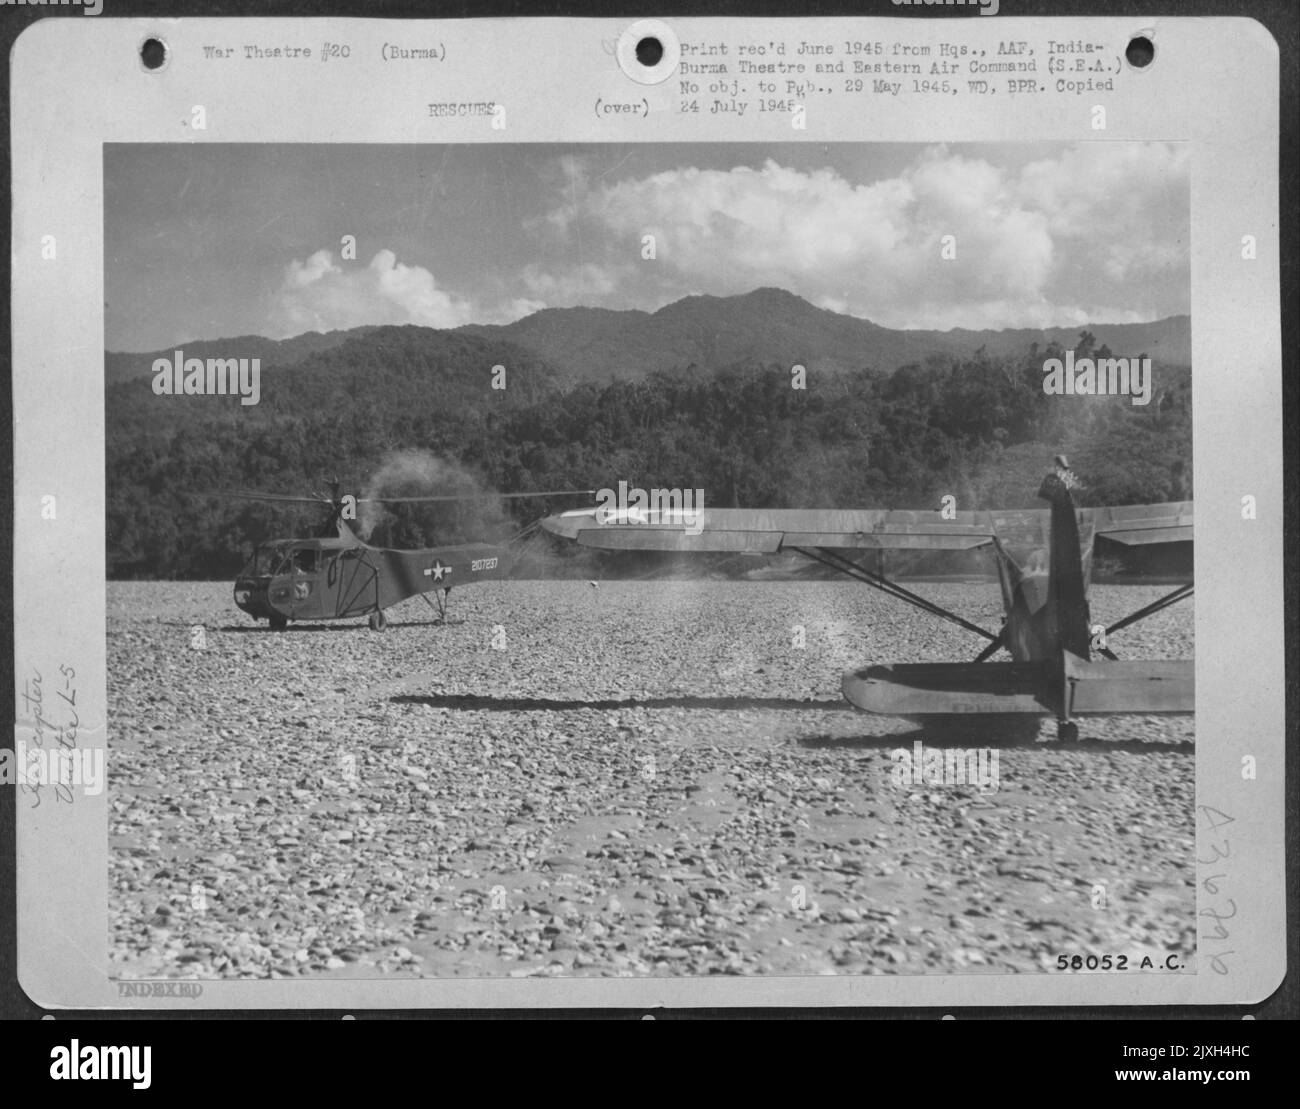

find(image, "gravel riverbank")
[108,579,1195,980]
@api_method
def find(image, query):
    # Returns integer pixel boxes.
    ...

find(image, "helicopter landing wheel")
[268,615,288,631]
[368,610,388,632]
[1057,720,1079,743]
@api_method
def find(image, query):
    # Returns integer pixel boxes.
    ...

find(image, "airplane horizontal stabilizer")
[843,655,1195,719]
[842,661,1055,716]
[1060,653,1194,714]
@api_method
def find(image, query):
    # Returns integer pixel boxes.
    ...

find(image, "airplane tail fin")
[1037,464,1092,659]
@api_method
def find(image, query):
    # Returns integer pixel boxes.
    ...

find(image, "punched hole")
[140,37,167,70]
[635,37,664,68]
[1125,36,1154,68]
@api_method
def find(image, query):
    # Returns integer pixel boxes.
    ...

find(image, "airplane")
[540,458,1193,740]
[226,482,591,631]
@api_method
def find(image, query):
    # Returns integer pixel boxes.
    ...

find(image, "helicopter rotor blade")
[210,491,332,505]
[209,488,596,507]
[358,489,596,504]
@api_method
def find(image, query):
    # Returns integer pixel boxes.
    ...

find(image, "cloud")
[262,145,1189,337]
[525,144,1188,328]
[267,248,480,336]
[519,261,627,305]
[1016,142,1190,283]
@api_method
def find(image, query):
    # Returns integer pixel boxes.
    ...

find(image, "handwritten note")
[1197,803,1236,975]
[16,664,86,808]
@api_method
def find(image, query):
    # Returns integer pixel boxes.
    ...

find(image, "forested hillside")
[106,316,1191,580]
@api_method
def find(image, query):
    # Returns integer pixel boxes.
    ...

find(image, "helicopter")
[227,481,591,630]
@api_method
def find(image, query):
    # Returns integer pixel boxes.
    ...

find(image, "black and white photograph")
[101,140,1198,981]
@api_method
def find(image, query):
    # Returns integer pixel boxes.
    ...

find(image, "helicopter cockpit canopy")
[246,543,321,577]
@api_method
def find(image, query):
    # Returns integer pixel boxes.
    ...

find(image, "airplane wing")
[541,506,997,553]
[541,501,1193,554]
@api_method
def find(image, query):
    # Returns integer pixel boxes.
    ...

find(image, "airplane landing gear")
[368,610,388,632]
[1057,720,1079,743]
[268,614,288,631]
[416,587,454,624]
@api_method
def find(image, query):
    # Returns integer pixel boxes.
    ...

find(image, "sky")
[104,142,1189,352]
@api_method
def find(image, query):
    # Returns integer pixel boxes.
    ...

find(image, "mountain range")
[106,288,1191,384]
[104,326,379,386]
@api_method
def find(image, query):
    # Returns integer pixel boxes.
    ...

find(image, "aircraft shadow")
[390,693,850,713]
[217,619,464,632]
[389,694,1190,751]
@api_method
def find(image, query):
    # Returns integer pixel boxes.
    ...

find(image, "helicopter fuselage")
[234,533,509,627]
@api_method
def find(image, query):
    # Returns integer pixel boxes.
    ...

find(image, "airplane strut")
[789,546,999,643]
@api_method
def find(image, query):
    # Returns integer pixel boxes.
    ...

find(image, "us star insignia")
[424,560,453,582]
